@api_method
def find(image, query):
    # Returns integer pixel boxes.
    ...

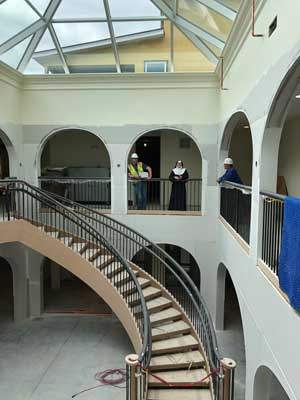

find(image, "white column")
[108,144,128,214]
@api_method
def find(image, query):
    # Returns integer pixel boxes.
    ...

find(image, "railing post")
[221,358,236,400]
[125,354,139,400]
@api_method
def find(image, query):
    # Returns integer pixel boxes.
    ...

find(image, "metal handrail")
[1,180,151,367]
[222,181,252,192]
[41,188,223,381]
[260,190,286,201]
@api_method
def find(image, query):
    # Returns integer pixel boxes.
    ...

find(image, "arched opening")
[128,129,202,213]
[220,112,253,186]
[216,263,246,400]
[40,129,111,209]
[132,243,200,293]
[43,258,111,314]
[261,55,300,194]
[260,56,300,274]
[219,113,253,243]
[253,366,290,400]
[0,257,13,323]
[0,133,10,179]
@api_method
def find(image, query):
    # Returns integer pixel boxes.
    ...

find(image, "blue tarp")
[279,196,300,310]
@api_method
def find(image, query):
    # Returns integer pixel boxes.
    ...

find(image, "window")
[269,16,277,37]
[144,60,168,73]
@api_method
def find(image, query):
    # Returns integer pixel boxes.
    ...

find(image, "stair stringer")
[0,219,142,353]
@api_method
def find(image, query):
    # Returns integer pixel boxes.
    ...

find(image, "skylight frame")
[0,0,240,75]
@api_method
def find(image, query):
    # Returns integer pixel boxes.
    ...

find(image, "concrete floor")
[0,314,132,400]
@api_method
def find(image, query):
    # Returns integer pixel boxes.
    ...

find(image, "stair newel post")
[125,354,139,400]
[221,358,236,400]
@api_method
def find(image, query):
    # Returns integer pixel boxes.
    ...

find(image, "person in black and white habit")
[168,160,189,211]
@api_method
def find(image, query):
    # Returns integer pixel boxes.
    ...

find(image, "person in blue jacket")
[217,158,243,184]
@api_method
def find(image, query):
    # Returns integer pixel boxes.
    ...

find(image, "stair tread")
[148,368,209,387]
[147,297,172,310]
[70,242,87,252]
[152,320,190,339]
[150,308,182,325]
[101,261,122,275]
[142,286,161,297]
[113,270,138,284]
[59,236,73,245]
[46,230,59,239]
[148,389,212,400]
[152,335,198,354]
[82,248,102,258]
[93,255,114,267]
[150,351,205,370]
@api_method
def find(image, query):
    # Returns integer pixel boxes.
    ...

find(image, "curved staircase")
[0,180,235,400]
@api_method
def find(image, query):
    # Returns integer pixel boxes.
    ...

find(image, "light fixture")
[295,95,300,98]
[243,125,250,129]
[144,143,147,147]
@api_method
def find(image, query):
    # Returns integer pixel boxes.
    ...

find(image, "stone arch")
[220,111,253,185]
[127,127,203,212]
[253,365,291,400]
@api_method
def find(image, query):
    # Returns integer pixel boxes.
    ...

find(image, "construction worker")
[128,153,152,210]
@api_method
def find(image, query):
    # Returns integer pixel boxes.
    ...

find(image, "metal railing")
[0,180,150,399]
[42,188,234,400]
[261,190,285,276]
[38,176,111,209]
[220,182,252,244]
[128,178,201,212]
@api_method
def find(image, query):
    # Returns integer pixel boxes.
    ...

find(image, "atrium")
[0,1,299,400]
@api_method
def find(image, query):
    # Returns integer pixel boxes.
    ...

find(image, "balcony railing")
[260,190,285,277]
[128,178,202,212]
[38,177,111,210]
[220,182,252,244]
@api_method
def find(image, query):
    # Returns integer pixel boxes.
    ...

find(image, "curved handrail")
[2,180,151,367]
[41,188,223,381]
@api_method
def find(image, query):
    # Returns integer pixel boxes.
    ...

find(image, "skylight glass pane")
[177,0,232,42]
[117,20,170,73]
[201,38,222,57]
[53,23,110,47]
[36,28,55,52]
[54,0,106,18]
[109,0,160,17]
[23,58,45,74]
[0,36,31,68]
[218,0,240,12]
[173,25,214,72]
[0,0,39,44]
[28,0,51,14]
[113,21,161,38]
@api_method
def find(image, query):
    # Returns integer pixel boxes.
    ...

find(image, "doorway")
[136,136,161,203]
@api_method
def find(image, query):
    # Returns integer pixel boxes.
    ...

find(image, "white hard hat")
[131,153,139,159]
[224,158,233,165]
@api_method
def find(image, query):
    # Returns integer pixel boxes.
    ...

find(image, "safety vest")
[128,162,144,177]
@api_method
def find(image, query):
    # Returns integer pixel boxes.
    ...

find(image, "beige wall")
[160,130,202,179]
[41,129,110,170]
[278,118,300,197]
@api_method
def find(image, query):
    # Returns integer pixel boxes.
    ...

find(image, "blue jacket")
[218,166,243,184]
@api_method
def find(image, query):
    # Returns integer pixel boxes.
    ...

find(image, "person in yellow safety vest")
[128,153,152,210]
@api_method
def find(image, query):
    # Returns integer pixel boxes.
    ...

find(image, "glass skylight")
[0,0,241,75]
